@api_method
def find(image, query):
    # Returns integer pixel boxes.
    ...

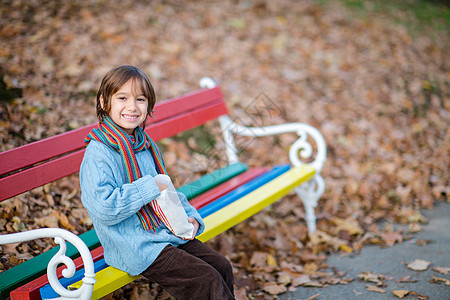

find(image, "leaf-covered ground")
[0,0,449,299]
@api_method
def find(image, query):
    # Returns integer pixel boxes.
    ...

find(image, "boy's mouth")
[122,114,139,120]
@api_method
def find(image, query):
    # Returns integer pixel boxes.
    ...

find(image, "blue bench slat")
[39,258,108,299]
[198,164,290,218]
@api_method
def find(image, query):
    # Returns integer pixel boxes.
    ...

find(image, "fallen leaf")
[365,284,386,293]
[332,218,364,236]
[266,254,278,267]
[235,286,249,300]
[50,210,74,230]
[407,223,422,233]
[262,284,287,295]
[430,276,450,285]
[381,231,403,247]
[407,259,430,271]
[15,253,33,260]
[303,262,318,274]
[302,281,323,287]
[291,275,311,286]
[250,252,267,268]
[416,239,433,246]
[397,275,417,282]
[392,290,409,298]
[307,293,320,300]
[358,272,385,285]
[432,266,450,274]
[352,289,363,295]
[277,272,291,285]
[35,215,59,228]
[339,244,353,253]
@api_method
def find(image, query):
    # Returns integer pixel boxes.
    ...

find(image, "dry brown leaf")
[307,293,320,300]
[431,276,450,285]
[406,259,430,271]
[432,266,450,274]
[35,215,59,228]
[339,244,353,253]
[262,284,287,295]
[235,286,249,300]
[358,272,385,285]
[302,281,323,287]
[365,284,386,293]
[392,290,409,298]
[303,262,318,274]
[381,231,403,247]
[250,252,267,269]
[352,289,363,295]
[407,223,422,233]
[291,275,311,287]
[277,272,292,285]
[397,275,417,283]
[16,253,33,260]
[332,218,364,236]
[266,254,278,267]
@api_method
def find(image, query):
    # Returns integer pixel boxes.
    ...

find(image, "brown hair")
[96,65,156,124]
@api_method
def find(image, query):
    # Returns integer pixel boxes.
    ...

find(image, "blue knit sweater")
[79,140,205,275]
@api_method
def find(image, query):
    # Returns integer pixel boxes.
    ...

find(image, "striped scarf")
[85,116,167,232]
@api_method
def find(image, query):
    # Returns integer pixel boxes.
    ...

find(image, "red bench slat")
[147,100,227,141]
[0,150,86,202]
[148,87,223,126]
[190,167,268,209]
[0,124,94,177]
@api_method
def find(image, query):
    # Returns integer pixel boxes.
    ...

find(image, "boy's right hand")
[156,181,167,191]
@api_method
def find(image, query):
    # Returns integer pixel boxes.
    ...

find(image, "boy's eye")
[118,97,127,101]
[137,98,147,102]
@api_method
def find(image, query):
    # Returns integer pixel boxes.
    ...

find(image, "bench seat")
[38,164,277,298]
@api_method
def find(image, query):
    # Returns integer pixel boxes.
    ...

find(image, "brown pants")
[141,239,235,300]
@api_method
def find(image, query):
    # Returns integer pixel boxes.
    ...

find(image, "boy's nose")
[126,100,137,111]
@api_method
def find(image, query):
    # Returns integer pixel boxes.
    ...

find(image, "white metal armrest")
[200,77,327,232]
[0,228,95,300]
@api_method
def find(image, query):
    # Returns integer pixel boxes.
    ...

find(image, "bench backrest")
[0,86,227,201]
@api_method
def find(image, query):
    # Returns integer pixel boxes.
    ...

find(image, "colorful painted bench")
[0,78,326,299]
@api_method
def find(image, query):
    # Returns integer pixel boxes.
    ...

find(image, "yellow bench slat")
[69,165,315,299]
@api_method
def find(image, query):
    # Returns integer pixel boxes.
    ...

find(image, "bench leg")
[295,175,325,233]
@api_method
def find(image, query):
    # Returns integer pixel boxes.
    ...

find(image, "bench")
[0,78,326,299]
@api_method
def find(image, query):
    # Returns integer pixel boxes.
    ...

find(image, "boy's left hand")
[187,217,199,240]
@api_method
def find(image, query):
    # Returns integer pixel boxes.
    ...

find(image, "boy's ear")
[100,96,105,110]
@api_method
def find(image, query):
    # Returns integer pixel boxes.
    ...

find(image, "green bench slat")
[0,162,247,298]
[180,162,248,200]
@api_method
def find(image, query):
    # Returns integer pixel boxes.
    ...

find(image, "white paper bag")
[150,174,195,239]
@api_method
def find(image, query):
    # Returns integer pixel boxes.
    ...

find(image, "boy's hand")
[187,217,199,240]
[156,181,167,191]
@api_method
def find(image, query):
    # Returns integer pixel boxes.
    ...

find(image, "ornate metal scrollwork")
[0,228,95,299]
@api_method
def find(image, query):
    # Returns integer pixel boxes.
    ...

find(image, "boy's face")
[103,79,148,135]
